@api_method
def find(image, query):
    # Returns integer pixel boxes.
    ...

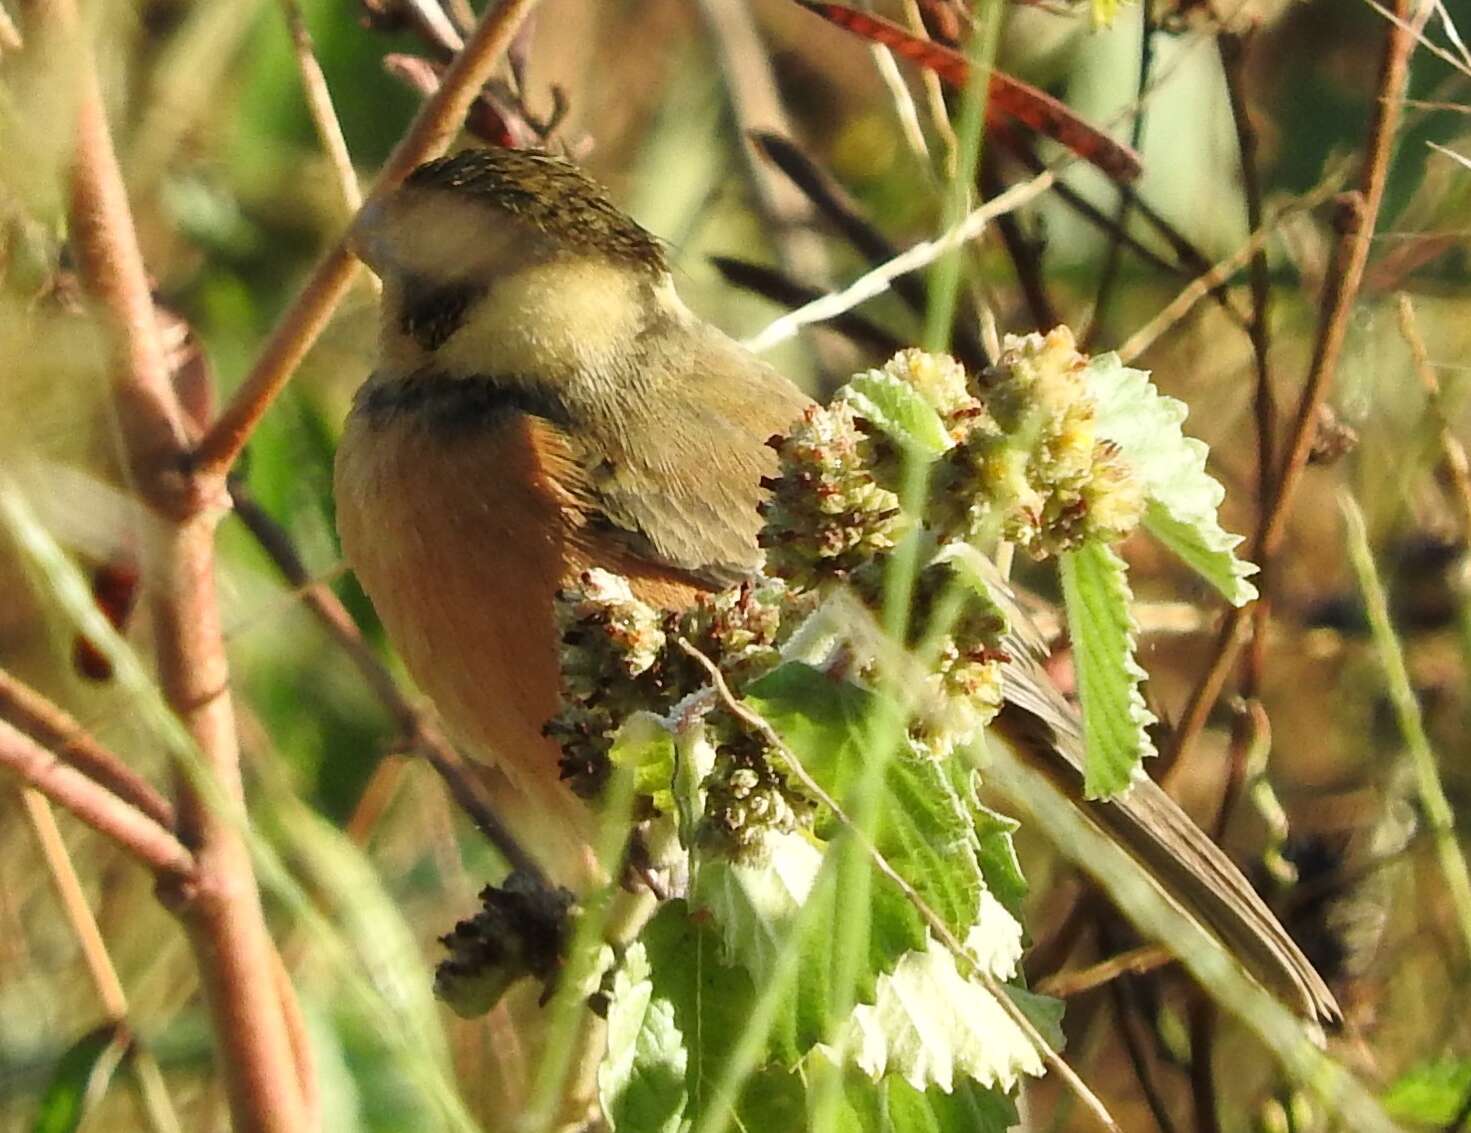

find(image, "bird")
[332,146,1338,1023]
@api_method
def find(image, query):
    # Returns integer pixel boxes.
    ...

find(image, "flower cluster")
[545,571,812,852]
[545,570,669,796]
[698,724,807,864]
[435,870,575,1018]
[546,332,1146,860]
[859,332,1144,557]
[758,400,904,588]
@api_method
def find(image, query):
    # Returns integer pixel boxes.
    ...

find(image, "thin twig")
[0,666,175,829]
[1098,920,1182,1133]
[18,789,186,1132]
[191,0,545,483]
[743,168,1055,354]
[1117,173,1342,363]
[870,43,932,163]
[0,721,195,878]
[22,789,132,1017]
[709,256,909,358]
[676,638,1123,1133]
[1258,1,1425,561]
[1035,941,1173,998]
[1397,293,1471,536]
[980,156,1057,330]
[277,0,368,222]
[1188,999,1222,1133]
[1164,0,1421,774]
[752,132,990,368]
[1000,134,1248,329]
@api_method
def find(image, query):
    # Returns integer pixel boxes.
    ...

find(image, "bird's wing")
[975,560,1340,1022]
[550,333,812,589]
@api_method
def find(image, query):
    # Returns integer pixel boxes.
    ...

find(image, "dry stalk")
[1164,0,1423,775]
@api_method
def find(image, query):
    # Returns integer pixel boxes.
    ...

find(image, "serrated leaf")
[819,893,1042,1094]
[839,1069,1020,1133]
[609,711,679,818]
[32,1027,123,1133]
[695,831,823,989]
[1382,1058,1471,1126]
[845,371,955,457]
[1084,353,1257,605]
[637,902,800,1126]
[599,942,687,1133]
[695,833,903,1063]
[1060,542,1156,798]
[745,663,985,935]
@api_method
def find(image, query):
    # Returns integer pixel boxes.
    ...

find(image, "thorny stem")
[190,0,544,483]
[1164,0,1422,776]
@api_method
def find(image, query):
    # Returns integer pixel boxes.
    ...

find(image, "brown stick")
[191,0,545,483]
[1164,0,1421,775]
[1,720,194,878]
[56,1,313,1125]
[0,666,175,829]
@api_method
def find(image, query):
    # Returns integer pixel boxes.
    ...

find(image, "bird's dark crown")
[406,148,668,273]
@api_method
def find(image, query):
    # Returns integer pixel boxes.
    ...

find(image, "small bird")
[333,147,1338,1022]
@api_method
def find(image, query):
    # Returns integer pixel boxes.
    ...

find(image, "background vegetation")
[1,0,1470,1129]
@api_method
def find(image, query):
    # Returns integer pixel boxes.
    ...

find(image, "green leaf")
[32,1027,123,1133]
[1382,1058,1471,1126]
[845,371,955,457]
[811,1047,1020,1132]
[818,894,1041,1095]
[599,942,688,1133]
[638,902,797,1126]
[1084,353,1257,605]
[609,711,679,818]
[683,663,993,1063]
[694,833,883,1063]
[745,663,984,936]
[969,799,1028,917]
[1060,542,1156,798]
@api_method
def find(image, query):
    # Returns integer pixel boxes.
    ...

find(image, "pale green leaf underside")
[1085,353,1257,606]
[844,371,954,457]
[819,893,1041,1094]
[1060,542,1157,798]
[599,943,688,1133]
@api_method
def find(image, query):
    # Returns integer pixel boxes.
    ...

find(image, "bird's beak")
[347,197,388,276]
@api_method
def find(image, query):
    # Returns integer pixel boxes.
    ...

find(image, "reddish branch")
[0,719,194,879]
[0,666,175,829]
[57,0,312,1124]
[190,0,544,483]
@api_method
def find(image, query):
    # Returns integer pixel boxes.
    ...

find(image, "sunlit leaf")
[818,893,1040,1094]
[1060,541,1156,797]
[599,942,688,1133]
[1084,353,1257,605]
[844,371,955,457]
